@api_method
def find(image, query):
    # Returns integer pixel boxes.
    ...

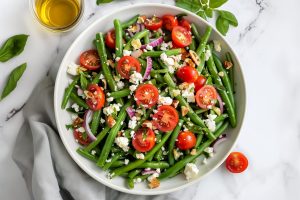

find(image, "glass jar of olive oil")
[30,0,84,32]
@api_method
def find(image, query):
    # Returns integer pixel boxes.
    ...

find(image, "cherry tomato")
[194,75,207,92]
[144,16,163,31]
[105,30,116,49]
[152,105,179,132]
[179,19,191,31]
[176,131,196,150]
[85,84,105,111]
[132,127,156,152]
[79,50,100,70]
[226,152,248,173]
[162,15,178,31]
[117,56,141,79]
[195,85,217,109]
[74,129,90,145]
[135,84,159,108]
[176,66,199,83]
[172,26,192,48]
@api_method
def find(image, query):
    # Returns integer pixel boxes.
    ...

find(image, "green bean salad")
[62,14,237,189]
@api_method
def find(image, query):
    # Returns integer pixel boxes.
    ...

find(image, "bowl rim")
[54,3,247,195]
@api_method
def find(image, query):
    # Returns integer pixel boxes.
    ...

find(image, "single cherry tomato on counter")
[195,85,217,109]
[176,65,199,83]
[172,26,192,48]
[179,19,191,31]
[162,15,178,31]
[152,105,179,132]
[226,152,248,173]
[144,16,163,30]
[117,56,141,79]
[79,50,100,70]
[176,131,196,150]
[105,30,116,49]
[74,129,90,145]
[135,84,159,108]
[194,75,207,92]
[132,127,156,152]
[85,84,105,111]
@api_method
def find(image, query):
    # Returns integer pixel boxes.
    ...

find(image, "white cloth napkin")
[11,76,192,200]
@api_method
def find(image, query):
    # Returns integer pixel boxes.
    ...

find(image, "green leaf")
[176,0,207,19]
[216,16,229,36]
[218,10,238,27]
[1,63,26,100]
[209,0,228,8]
[65,124,73,130]
[96,0,113,5]
[80,73,88,90]
[0,34,29,62]
[205,8,214,18]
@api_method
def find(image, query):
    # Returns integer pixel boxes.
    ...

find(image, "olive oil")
[35,0,81,30]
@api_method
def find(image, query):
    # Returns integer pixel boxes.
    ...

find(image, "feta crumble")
[204,49,212,61]
[107,97,114,102]
[128,116,137,129]
[67,63,80,76]
[147,173,159,182]
[136,153,145,160]
[146,44,153,51]
[123,50,132,56]
[77,127,85,133]
[204,114,217,132]
[158,96,173,105]
[71,103,80,112]
[103,104,121,116]
[117,81,125,89]
[124,159,129,165]
[129,71,143,85]
[129,85,138,93]
[115,137,130,152]
[184,163,199,180]
[213,40,222,52]
[181,83,195,103]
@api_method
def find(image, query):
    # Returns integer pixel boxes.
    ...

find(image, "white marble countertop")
[1,0,300,199]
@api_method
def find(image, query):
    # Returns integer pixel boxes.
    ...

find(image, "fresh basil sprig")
[176,0,238,36]
[1,63,27,100]
[0,34,29,62]
[97,0,113,5]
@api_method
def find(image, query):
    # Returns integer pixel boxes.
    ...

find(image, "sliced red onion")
[216,92,224,114]
[211,134,227,152]
[126,106,135,119]
[131,50,143,58]
[83,110,96,141]
[137,23,145,32]
[141,37,163,50]
[77,88,84,96]
[141,169,158,175]
[125,29,134,37]
[143,57,152,81]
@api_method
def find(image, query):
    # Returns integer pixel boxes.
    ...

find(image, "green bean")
[195,134,203,148]
[191,23,201,43]
[134,174,150,182]
[151,69,169,74]
[144,32,150,44]
[103,153,122,171]
[70,92,89,109]
[114,19,123,58]
[225,52,235,94]
[109,89,130,99]
[159,122,229,180]
[127,178,134,189]
[66,107,85,115]
[111,130,173,177]
[215,114,228,123]
[163,73,176,88]
[76,148,97,162]
[150,72,164,83]
[61,76,79,109]
[97,101,131,167]
[122,31,131,42]
[128,169,142,179]
[154,149,163,161]
[195,109,208,114]
[213,53,234,107]
[141,48,181,58]
[111,160,124,168]
[91,73,101,84]
[197,53,206,74]
[106,47,113,60]
[206,76,213,85]
[124,29,149,50]
[196,26,212,56]
[189,38,197,51]
[91,110,101,135]
[152,59,160,69]
[168,119,184,165]
[84,126,110,152]
[121,14,139,29]
[138,162,169,169]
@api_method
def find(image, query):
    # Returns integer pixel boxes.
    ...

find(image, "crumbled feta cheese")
[77,127,85,133]
[171,89,181,97]
[147,173,159,182]
[115,137,129,152]
[124,159,129,165]
[131,39,142,49]
[129,71,143,85]
[160,52,175,66]
[218,71,224,77]
[129,85,138,93]
[202,157,208,164]
[117,81,125,89]
[213,40,222,52]
[106,158,112,162]
[181,83,195,103]
[91,150,96,156]
[99,74,105,79]
[128,116,137,129]
[71,114,78,120]
[160,41,172,51]
[136,153,145,160]
[184,163,199,180]
[173,149,183,160]
[100,118,105,124]
[103,104,121,116]
[204,114,217,132]
[146,44,153,51]
[158,96,173,105]
[71,103,80,112]
[134,178,142,183]
[107,97,114,102]
[115,57,120,61]
[123,50,132,56]
[156,168,161,173]
[130,131,135,138]
[204,49,211,61]
[204,147,214,154]
[67,63,80,76]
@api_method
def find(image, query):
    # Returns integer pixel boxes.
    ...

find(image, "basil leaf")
[97,0,113,5]
[176,0,207,19]
[0,34,29,62]
[1,63,26,100]
[205,8,214,18]
[218,10,238,27]
[209,0,228,8]
[80,73,88,90]
[216,16,229,36]
[66,124,73,130]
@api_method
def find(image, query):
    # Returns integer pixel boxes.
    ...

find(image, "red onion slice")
[211,134,227,152]
[83,110,96,141]
[141,169,158,175]
[143,57,152,81]
[216,92,224,114]
[141,37,163,50]
[126,106,135,119]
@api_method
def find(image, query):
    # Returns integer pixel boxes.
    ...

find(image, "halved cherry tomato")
[179,19,191,31]
[85,84,105,111]
[176,131,196,150]
[195,85,217,109]
[162,15,178,31]
[176,66,199,83]
[117,56,141,79]
[74,129,90,145]
[135,84,159,108]
[144,16,163,31]
[194,75,207,92]
[105,30,116,49]
[79,50,100,70]
[152,105,179,132]
[226,152,248,173]
[172,26,192,48]
[132,127,156,152]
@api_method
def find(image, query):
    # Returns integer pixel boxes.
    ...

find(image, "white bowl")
[54,3,246,195]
